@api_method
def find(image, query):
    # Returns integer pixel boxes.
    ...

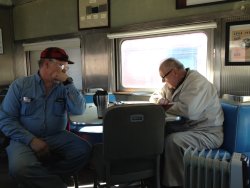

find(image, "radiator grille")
[183,147,247,188]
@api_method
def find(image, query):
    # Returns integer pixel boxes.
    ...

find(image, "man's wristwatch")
[63,77,73,85]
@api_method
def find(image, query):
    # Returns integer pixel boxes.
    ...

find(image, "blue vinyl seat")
[215,100,250,188]
[85,93,116,103]
[220,101,250,154]
[185,100,250,188]
[207,100,250,157]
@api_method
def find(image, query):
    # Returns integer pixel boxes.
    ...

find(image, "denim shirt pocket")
[53,98,66,116]
[20,98,35,116]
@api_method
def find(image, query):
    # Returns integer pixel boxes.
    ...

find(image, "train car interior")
[1,0,250,188]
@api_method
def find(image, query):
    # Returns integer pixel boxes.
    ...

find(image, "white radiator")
[183,147,249,188]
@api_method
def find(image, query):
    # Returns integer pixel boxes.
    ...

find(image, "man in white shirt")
[150,58,224,188]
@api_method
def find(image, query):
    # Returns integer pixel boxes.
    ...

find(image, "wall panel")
[0,6,14,85]
[83,32,110,91]
[220,15,250,96]
[13,0,78,40]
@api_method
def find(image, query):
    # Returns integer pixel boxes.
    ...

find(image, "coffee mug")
[93,90,109,119]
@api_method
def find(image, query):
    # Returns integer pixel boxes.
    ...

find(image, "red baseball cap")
[40,47,74,64]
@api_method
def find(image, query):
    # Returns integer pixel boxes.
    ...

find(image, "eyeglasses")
[58,64,69,71]
[49,59,69,71]
[162,69,173,82]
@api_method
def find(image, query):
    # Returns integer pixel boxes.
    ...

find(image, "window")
[109,23,216,92]
[120,33,207,90]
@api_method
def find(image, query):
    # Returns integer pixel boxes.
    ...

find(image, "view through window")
[120,32,208,90]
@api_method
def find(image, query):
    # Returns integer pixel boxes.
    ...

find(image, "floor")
[0,152,19,188]
[0,151,95,188]
[0,151,150,188]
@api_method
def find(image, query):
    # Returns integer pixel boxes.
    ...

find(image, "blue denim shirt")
[0,73,86,145]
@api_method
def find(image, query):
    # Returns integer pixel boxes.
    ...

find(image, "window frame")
[114,28,215,93]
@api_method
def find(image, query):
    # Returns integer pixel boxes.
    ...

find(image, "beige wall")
[12,0,250,40]
[13,0,78,40]
[0,7,14,85]
[110,0,248,28]
[1,0,250,89]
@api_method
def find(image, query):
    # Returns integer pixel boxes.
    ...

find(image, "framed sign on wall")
[176,0,241,9]
[225,20,250,66]
[0,28,3,54]
[78,0,110,29]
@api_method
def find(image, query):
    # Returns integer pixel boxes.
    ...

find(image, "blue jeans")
[7,130,92,188]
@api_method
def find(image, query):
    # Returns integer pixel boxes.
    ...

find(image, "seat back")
[221,101,250,154]
[103,103,165,160]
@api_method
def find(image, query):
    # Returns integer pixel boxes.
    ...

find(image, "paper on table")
[165,113,181,122]
[79,125,103,133]
[70,103,102,125]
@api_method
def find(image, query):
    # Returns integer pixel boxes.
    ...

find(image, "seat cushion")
[221,102,250,153]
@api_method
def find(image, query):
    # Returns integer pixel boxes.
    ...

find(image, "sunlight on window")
[120,33,207,89]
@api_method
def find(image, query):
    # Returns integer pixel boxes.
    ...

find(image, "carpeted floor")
[0,151,95,188]
[0,152,18,188]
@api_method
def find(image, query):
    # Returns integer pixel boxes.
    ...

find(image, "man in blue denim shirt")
[0,47,91,188]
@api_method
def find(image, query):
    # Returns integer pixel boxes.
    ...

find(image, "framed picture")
[0,28,3,54]
[176,0,241,9]
[78,0,110,30]
[225,20,250,66]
